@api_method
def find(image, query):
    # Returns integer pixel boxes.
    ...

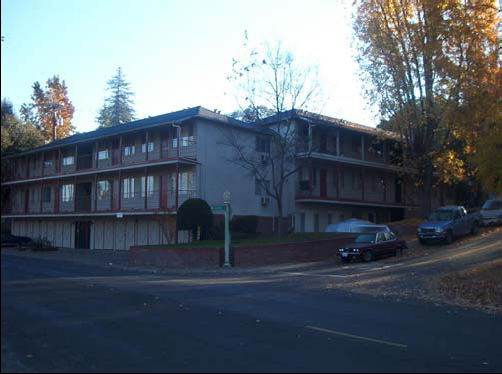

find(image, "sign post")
[211,191,232,267]
[223,191,232,267]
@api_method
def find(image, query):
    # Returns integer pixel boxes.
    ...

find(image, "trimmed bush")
[177,198,213,241]
[230,215,259,235]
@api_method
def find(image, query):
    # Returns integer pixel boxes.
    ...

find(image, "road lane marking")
[281,272,349,278]
[306,326,408,349]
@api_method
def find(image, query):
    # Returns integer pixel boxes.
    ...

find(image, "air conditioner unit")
[261,197,270,206]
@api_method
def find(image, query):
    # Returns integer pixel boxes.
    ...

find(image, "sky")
[1,0,378,134]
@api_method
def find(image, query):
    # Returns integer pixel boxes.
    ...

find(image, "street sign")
[211,205,226,212]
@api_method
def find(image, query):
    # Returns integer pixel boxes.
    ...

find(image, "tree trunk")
[421,162,433,217]
[276,199,284,238]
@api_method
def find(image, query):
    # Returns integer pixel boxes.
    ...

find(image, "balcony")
[2,140,198,186]
[296,187,410,208]
[2,187,199,217]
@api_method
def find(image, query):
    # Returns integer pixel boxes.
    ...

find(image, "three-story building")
[1,106,454,250]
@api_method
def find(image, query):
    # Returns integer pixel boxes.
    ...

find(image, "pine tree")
[96,67,136,128]
[22,76,76,142]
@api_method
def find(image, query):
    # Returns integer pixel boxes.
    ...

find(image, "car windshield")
[429,211,455,221]
[355,233,376,243]
[482,201,501,210]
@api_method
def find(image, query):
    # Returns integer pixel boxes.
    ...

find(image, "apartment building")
[1,106,453,250]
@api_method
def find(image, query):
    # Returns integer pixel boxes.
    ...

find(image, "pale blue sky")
[1,0,377,133]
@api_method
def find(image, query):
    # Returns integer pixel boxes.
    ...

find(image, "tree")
[21,76,75,142]
[1,99,44,156]
[354,0,499,214]
[177,198,214,241]
[228,105,275,123]
[224,39,322,235]
[96,67,136,128]
[1,99,44,210]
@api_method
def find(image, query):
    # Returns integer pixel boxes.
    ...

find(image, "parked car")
[325,219,391,234]
[417,206,480,245]
[1,233,32,247]
[338,230,407,263]
[480,199,502,226]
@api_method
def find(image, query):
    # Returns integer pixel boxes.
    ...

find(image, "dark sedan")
[1,233,32,247]
[338,231,407,263]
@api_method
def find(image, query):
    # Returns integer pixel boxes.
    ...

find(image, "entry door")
[112,141,120,165]
[161,137,169,159]
[320,169,328,198]
[75,222,91,249]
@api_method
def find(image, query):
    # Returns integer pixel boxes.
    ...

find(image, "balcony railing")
[3,188,199,216]
[3,140,198,183]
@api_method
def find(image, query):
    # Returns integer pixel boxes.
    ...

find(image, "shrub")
[177,199,213,241]
[30,239,58,252]
[230,215,259,235]
[207,223,225,241]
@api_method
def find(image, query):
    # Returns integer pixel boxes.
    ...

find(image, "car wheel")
[471,222,479,236]
[363,251,373,262]
[445,231,454,245]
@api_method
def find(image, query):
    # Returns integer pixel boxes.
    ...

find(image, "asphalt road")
[2,243,502,373]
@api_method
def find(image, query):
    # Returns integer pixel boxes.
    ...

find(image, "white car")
[325,219,391,234]
[480,199,502,226]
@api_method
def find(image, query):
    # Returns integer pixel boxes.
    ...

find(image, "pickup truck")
[417,206,480,244]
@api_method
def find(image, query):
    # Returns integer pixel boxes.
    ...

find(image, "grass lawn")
[143,232,355,249]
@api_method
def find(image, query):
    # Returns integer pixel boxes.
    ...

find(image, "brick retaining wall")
[130,236,354,268]
[130,246,222,268]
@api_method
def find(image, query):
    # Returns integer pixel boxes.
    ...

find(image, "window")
[141,142,154,153]
[123,178,135,198]
[42,187,51,203]
[352,137,361,154]
[384,232,396,241]
[30,189,37,203]
[371,176,382,192]
[98,150,109,160]
[97,181,110,200]
[61,184,74,202]
[352,171,362,190]
[255,179,270,196]
[178,172,192,191]
[63,156,74,166]
[376,232,386,242]
[141,176,154,197]
[124,145,136,156]
[256,136,271,153]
